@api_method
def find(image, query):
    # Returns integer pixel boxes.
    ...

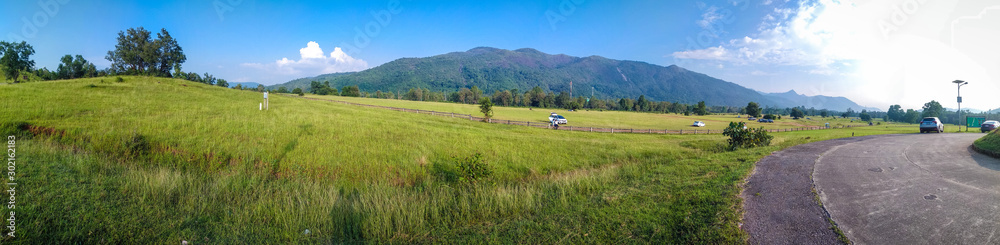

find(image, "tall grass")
[0,77,916,243]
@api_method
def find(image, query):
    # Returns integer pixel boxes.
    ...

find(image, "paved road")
[813,133,1000,245]
[742,136,885,245]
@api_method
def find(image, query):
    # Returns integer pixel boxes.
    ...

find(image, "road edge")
[741,135,889,245]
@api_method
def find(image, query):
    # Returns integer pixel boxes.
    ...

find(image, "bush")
[123,133,151,158]
[722,122,773,151]
[479,97,493,121]
[116,77,124,83]
[431,153,493,184]
[457,153,492,183]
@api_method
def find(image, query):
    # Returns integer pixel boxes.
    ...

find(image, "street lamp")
[953,80,968,131]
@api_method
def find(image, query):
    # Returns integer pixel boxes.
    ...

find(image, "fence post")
[630,129,634,133]
[680,130,683,134]
[590,127,593,132]
[611,128,614,134]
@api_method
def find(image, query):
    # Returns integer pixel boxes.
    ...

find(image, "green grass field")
[1,77,918,243]
[307,95,881,131]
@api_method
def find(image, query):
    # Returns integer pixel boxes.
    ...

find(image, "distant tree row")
[883,100,987,125]
[308,81,361,97]
[172,71,230,88]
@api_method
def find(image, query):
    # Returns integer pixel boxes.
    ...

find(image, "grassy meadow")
[306,95,878,131]
[1,77,917,243]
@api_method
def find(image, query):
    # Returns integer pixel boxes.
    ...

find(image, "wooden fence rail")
[295,96,869,134]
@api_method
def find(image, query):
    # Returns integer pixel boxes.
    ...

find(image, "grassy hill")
[0,77,912,243]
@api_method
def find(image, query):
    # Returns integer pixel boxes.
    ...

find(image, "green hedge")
[973,130,1000,158]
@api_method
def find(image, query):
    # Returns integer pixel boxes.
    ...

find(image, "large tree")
[859,109,872,122]
[0,41,36,83]
[886,104,903,122]
[694,101,709,115]
[791,107,805,119]
[745,102,761,118]
[921,100,943,118]
[106,27,186,76]
[903,109,921,123]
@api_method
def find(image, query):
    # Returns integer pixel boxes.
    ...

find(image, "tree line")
[885,101,998,125]
[4,27,233,88]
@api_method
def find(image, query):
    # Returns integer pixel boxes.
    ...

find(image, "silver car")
[919,117,943,133]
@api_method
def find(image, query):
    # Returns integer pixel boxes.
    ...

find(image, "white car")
[548,113,568,124]
[692,121,705,127]
[919,117,943,133]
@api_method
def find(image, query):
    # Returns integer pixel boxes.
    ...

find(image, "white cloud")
[698,6,724,29]
[672,0,1000,110]
[242,41,369,77]
[672,46,732,61]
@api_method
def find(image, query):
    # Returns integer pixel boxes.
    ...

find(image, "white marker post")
[263,91,269,110]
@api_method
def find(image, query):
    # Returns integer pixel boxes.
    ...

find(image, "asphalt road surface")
[813,133,999,245]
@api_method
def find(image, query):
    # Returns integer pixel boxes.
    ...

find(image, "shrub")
[479,97,493,121]
[116,77,124,83]
[457,153,491,183]
[722,122,773,151]
[123,133,151,158]
[431,153,493,184]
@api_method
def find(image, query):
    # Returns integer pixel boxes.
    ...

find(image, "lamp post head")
[953,80,967,85]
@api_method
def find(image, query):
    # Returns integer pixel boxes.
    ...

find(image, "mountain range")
[269,47,872,111]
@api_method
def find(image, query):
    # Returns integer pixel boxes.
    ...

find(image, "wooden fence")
[297,96,868,134]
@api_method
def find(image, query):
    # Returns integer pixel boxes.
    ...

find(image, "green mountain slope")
[271,47,870,110]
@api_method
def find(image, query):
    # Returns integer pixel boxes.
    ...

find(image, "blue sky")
[3,0,998,111]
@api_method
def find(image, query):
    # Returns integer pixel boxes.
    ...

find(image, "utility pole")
[953,80,968,131]
[570,81,573,98]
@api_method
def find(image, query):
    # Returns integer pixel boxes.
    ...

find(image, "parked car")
[765,119,774,123]
[692,121,705,127]
[982,120,1000,133]
[548,113,568,124]
[919,117,943,133]
[748,117,757,121]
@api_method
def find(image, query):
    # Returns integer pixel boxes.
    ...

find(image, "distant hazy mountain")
[761,90,877,111]
[271,47,870,110]
[265,72,356,90]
